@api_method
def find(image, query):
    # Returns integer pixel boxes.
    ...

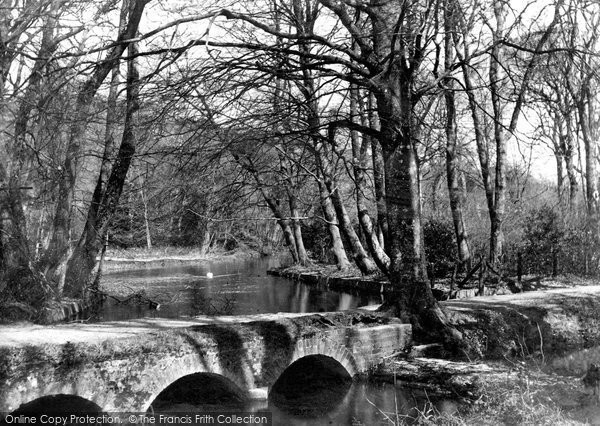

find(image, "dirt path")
[443,285,600,368]
[445,284,600,309]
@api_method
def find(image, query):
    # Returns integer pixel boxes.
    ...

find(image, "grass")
[429,381,581,425]
[100,245,264,271]
[278,262,387,280]
[105,245,257,260]
[368,360,596,425]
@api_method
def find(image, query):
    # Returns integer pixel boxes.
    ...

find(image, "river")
[96,256,457,425]
[150,379,457,425]
[97,256,382,321]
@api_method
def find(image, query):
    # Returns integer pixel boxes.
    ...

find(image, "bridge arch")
[264,335,360,386]
[141,354,253,412]
[0,317,410,412]
[147,372,246,411]
[269,354,353,416]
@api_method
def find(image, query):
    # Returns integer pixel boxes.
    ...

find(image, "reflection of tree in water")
[269,355,352,417]
[189,285,236,316]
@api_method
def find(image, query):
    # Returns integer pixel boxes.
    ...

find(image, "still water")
[95,257,456,425]
[97,256,381,321]
[149,377,457,425]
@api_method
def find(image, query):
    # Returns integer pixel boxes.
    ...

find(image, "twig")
[363,392,400,425]
[537,322,545,365]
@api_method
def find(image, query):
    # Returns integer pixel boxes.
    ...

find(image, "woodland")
[0,0,599,343]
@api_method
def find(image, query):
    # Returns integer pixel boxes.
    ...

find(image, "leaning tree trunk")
[262,192,299,264]
[325,176,378,275]
[317,135,377,275]
[317,180,351,270]
[236,156,299,264]
[63,31,142,298]
[287,189,308,265]
[303,86,375,273]
[43,0,148,289]
[349,85,389,273]
[304,86,376,274]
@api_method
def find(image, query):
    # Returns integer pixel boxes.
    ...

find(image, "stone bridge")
[0,311,411,413]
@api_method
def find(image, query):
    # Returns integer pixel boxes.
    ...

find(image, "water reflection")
[96,257,381,321]
[150,379,456,426]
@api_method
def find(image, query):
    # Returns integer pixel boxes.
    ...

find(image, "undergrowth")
[411,381,581,425]
[357,360,591,425]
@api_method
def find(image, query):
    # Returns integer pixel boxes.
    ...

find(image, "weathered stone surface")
[0,311,411,412]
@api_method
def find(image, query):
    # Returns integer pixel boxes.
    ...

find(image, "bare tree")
[454,0,563,267]
[442,0,471,270]
[42,0,150,291]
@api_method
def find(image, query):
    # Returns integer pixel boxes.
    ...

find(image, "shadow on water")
[147,375,458,425]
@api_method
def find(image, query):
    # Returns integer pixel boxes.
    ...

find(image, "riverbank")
[101,246,266,271]
[372,357,595,425]
[367,285,600,424]
[267,264,392,295]
[269,264,600,302]
[1,248,272,324]
[267,264,528,299]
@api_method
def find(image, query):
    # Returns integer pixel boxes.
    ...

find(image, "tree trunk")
[1,8,60,273]
[63,18,142,298]
[325,176,378,275]
[365,0,460,348]
[43,0,148,286]
[141,188,152,250]
[317,180,350,270]
[488,0,507,267]
[368,94,389,252]
[305,88,375,273]
[237,155,299,263]
[578,84,600,216]
[317,127,377,275]
[350,85,389,273]
[264,194,299,263]
[315,0,463,350]
[199,227,211,255]
[563,126,578,209]
[287,191,308,265]
[443,0,471,271]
